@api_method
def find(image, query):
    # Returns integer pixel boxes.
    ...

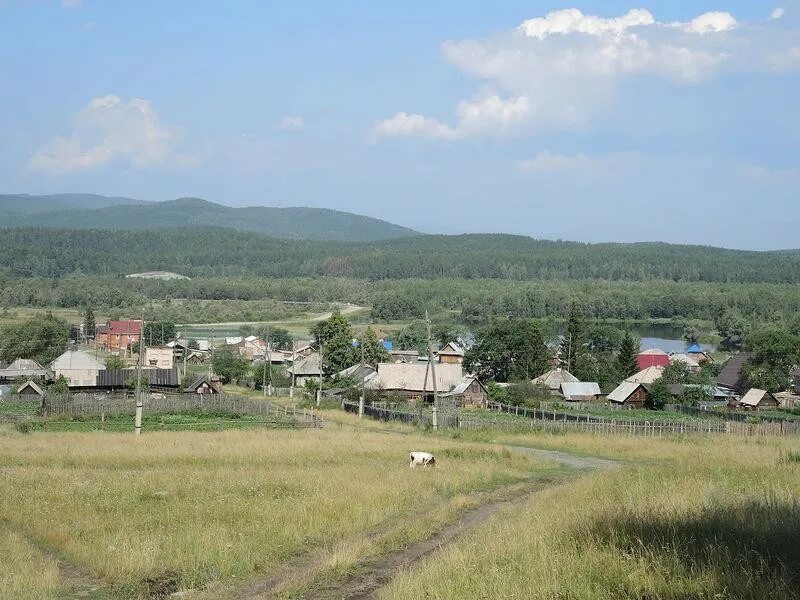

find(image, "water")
[632,323,716,353]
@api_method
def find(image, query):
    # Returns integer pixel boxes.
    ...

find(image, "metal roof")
[97,368,179,388]
[532,368,579,390]
[560,382,601,398]
[366,362,463,393]
[625,366,664,384]
[740,388,775,407]
[608,381,647,403]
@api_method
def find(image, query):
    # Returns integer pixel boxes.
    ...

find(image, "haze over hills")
[0,194,419,242]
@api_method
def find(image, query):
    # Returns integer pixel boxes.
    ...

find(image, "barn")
[738,388,779,411]
[607,381,650,409]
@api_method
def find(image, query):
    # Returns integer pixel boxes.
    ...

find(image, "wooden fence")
[1,393,324,428]
[345,399,799,437]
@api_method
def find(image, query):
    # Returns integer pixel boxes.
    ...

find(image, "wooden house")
[0,358,53,382]
[442,376,489,408]
[625,366,664,385]
[738,388,779,411]
[49,351,105,388]
[436,342,465,365]
[532,368,578,392]
[716,353,752,393]
[287,352,323,386]
[607,381,650,409]
[365,362,464,401]
[16,380,44,399]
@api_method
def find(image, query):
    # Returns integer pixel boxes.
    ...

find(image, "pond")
[631,323,716,353]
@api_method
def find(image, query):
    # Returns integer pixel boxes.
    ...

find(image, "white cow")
[409,451,436,468]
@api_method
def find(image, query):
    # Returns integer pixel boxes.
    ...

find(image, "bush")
[14,421,31,434]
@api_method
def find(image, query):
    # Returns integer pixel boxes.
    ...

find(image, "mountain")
[0,195,418,241]
[0,193,148,217]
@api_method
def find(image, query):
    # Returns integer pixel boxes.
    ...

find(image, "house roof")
[560,382,602,398]
[50,351,106,371]
[608,381,647,403]
[669,353,700,368]
[97,320,142,335]
[532,368,579,390]
[740,388,776,407]
[638,348,668,356]
[183,376,218,393]
[16,380,44,396]
[686,343,704,354]
[444,376,487,396]
[625,366,664,384]
[438,342,465,356]
[0,358,53,380]
[716,353,752,391]
[337,363,378,383]
[287,353,322,376]
[366,362,463,393]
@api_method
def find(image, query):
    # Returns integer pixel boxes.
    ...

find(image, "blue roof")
[382,339,394,350]
[687,343,703,353]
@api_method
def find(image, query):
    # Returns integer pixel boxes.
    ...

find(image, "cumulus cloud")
[274,115,305,133]
[29,95,195,174]
[771,8,786,20]
[375,7,798,140]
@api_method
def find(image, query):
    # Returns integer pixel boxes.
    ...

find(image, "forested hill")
[3,227,800,284]
[0,196,418,242]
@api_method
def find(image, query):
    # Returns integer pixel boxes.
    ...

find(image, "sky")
[1,1,799,249]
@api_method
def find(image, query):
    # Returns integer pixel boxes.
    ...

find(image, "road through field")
[233,416,619,600]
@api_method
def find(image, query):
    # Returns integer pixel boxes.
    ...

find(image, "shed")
[0,358,54,382]
[97,368,179,390]
[560,381,602,401]
[738,388,779,410]
[16,380,44,398]
[183,376,220,395]
[532,368,578,392]
[437,342,465,364]
[441,376,489,408]
[637,348,670,370]
[607,381,650,409]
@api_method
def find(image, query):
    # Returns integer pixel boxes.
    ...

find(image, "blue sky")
[1,1,798,248]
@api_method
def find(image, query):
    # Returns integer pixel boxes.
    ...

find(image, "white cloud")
[771,8,786,20]
[29,95,195,175]
[375,7,797,140]
[274,115,305,133]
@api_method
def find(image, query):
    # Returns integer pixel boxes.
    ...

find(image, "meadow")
[383,431,800,600]
[0,424,552,598]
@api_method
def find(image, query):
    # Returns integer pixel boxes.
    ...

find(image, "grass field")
[0,425,552,598]
[382,431,800,600]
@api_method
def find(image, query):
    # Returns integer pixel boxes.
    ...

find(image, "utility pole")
[290,341,296,399]
[425,310,439,405]
[208,327,215,380]
[134,314,145,436]
[317,337,323,406]
[263,326,271,397]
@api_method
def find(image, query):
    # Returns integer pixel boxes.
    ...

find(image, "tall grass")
[0,524,61,599]
[0,426,547,597]
[382,433,800,599]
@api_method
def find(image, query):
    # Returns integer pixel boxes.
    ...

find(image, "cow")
[409,451,436,468]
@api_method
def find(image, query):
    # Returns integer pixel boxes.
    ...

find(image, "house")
[95,320,142,353]
[716,353,752,393]
[637,348,670,370]
[607,381,651,408]
[669,353,700,372]
[532,368,578,392]
[686,343,712,363]
[441,376,489,408]
[656,384,731,403]
[365,362,464,401]
[336,363,377,385]
[738,388,779,410]
[560,381,602,402]
[774,391,800,409]
[437,342,465,364]
[388,349,420,363]
[183,376,220,395]
[625,366,665,385]
[0,358,53,382]
[97,368,180,390]
[287,352,323,386]
[16,380,44,399]
[185,351,207,365]
[49,350,106,388]
[144,347,174,370]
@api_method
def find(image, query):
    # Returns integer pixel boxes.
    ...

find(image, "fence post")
[358,396,365,418]
[432,405,438,430]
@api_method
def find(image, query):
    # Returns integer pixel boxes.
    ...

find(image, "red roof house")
[637,348,670,370]
[96,320,142,353]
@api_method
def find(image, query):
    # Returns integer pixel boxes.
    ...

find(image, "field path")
[233,437,619,600]
[1,518,105,599]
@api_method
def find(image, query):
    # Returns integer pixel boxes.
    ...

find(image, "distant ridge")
[0,194,418,242]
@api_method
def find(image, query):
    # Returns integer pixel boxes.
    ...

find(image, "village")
[2,314,797,426]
